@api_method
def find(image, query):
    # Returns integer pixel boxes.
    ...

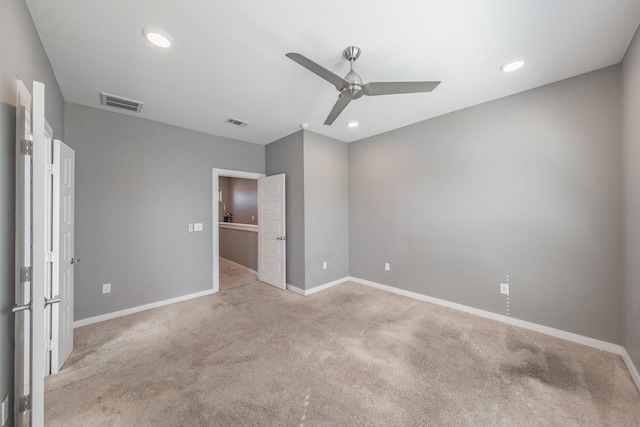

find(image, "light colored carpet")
[219,257,258,291]
[45,281,640,426]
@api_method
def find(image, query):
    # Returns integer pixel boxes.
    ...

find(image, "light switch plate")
[384,263,390,271]
[102,283,111,294]
[188,223,194,233]
[194,223,203,231]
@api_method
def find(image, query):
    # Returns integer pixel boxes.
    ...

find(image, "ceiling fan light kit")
[286,46,441,126]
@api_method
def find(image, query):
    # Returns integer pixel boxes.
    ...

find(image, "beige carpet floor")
[219,257,258,291]
[45,279,640,426]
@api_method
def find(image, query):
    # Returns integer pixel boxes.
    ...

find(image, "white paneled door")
[258,174,286,289]
[51,139,75,373]
[14,79,33,427]
[14,80,74,426]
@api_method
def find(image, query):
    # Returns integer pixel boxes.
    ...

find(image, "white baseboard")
[286,284,305,295]
[220,257,258,275]
[348,276,624,355]
[621,348,640,392]
[305,277,349,295]
[73,289,216,328]
[286,277,348,296]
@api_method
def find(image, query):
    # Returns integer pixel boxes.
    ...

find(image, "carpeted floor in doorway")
[45,281,640,426]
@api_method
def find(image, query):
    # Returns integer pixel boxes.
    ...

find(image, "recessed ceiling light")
[348,121,359,128]
[142,27,173,48]
[500,59,525,73]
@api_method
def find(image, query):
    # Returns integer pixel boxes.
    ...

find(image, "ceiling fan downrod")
[341,46,363,100]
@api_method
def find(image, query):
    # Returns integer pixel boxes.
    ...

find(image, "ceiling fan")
[286,46,441,125]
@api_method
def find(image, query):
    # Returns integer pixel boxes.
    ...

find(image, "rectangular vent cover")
[225,117,250,127]
[100,92,143,112]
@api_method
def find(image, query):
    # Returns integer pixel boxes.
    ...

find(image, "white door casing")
[258,174,286,289]
[43,120,53,377]
[14,79,32,427]
[51,140,75,373]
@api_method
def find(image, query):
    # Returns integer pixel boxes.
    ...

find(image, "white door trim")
[211,169,264,292]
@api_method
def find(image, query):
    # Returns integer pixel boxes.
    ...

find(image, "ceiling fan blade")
[362,81,441,96]
[286,53,349,91]
[324,96,350,125]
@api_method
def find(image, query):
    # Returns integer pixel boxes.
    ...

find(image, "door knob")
[71,257,81,264]
[45,296,61,307]
[12,302,31,313]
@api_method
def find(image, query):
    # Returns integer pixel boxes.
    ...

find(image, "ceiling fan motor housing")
[341,69,363,100]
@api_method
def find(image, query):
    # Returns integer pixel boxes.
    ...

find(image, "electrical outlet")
[102,283,111,294]
[385,263,390,271]
[500,283,509,296]
[322,261,327,270]
[194,223,203,231]
[2,394,8,426]
[188,223,194,233]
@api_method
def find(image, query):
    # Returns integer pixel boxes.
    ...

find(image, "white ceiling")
[25,0,640,145]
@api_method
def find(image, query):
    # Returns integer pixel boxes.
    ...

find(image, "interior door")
[30,81,48,426]
[51,139,75,372]
[258,174,286,289]
[14,79,32,427]
[14,80,47,426]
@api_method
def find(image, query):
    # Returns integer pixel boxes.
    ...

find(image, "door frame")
[211,169,265,292]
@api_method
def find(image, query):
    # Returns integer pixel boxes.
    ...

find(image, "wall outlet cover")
[102,283,111,294]
[188,223,194,233]
[194,223,203,231]
[500,283,509,295]
[322,262,327,270]
[2,394,8,426]
[385,263,390,271]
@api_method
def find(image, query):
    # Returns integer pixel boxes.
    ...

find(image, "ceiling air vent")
[100,92,143,113]
[225,117,250,128]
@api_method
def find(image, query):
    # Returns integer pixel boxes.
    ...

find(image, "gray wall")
[219,177,257,223]
[349,65,623,344]
[229,177,257,224]
[65,103,265,320]
[218,176,232,221]
[265,131,306,288]
[0,0,65,423]
[623,26,640,370]
[303,131,350,289]
[219,228,258,271]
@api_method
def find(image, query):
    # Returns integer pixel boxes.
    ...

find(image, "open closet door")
[13,80,47,426]
[258,174,286,289]
[50,139,75,372]
[14,79,33,427]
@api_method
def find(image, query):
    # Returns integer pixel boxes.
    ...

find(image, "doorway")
[211,169,264,292]
[218,175,259,290]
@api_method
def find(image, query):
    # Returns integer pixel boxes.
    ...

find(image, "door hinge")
[45,251,58,263]
[20,266,31,283]
[47,163,59,175]
[20,136,33,155]
[45,339,56,352]
[17,395,30,413]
